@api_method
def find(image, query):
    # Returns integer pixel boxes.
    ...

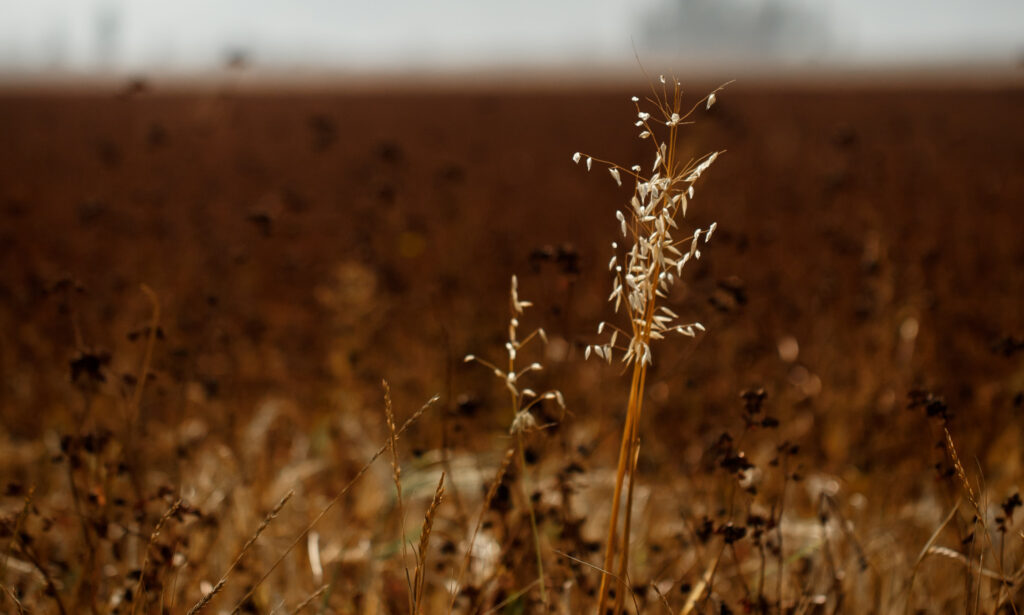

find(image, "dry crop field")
[1,76,1023,614]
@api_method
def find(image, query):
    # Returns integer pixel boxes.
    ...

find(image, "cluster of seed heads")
[574,76,724,366]
[465,275,565,433]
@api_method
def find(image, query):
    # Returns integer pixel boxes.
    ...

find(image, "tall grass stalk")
[382,380,415,613]
[465,275,566,606]
[575,77,729,614]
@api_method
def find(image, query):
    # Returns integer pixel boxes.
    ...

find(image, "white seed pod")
[463,354,475,362]
[543,390,566,408]
[586,157,593,171]
[676,253,689,276]
[631,96,639,102]
[707,93,716,109]
[706,222,717,242]
[609,167,622,187]
[572,152,581,163]
[639,131,651,140]
[510,410,537,434]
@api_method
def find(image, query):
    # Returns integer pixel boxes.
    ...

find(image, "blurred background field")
[1,2,1023,613]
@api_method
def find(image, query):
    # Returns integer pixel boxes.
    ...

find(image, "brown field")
[1,78,1023,613]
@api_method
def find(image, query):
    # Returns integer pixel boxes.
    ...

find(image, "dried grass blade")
[228,394,438,614]
[448,447,515,613]
[130,498,182,615]
[187,490,292,615]
[904,498,961,615]
[413,472,446,614]
[680,549,722,615]
[288,584,328,615]
[383,379,414,612]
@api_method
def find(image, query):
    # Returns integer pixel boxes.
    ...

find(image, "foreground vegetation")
[1,79,1023,614]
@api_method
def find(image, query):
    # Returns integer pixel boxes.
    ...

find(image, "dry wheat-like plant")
[574,76,728,615]
[413,472,445,614]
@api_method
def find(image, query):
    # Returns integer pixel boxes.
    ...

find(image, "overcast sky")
[0,0,1021,74]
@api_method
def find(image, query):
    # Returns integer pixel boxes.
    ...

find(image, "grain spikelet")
[414,472,446,614]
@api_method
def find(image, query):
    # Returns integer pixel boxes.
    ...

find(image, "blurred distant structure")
[93,3,121,68]
[0,0,1020,77]
[640,0,833,65]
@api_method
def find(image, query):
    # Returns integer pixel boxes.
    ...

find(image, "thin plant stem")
[584,79,725,614]
[447,448,515,614]
[227,396,437,615]
[612,435,642,615]
[596,361,643,614]
[516,431,547,605]
[130,498,182,615]
[187,491,292,615]
[382,380,415,614]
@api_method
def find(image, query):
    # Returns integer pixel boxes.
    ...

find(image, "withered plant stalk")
[465,275,566,606]
[575,77,729,614]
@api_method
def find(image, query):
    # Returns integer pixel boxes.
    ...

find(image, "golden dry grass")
[1,78,1023,614]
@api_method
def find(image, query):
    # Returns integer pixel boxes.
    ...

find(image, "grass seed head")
[576,80,728,367]
[465,275,565,431]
